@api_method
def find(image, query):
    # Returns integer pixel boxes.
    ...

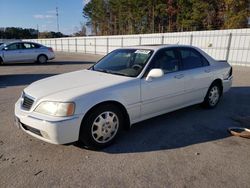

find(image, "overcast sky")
[0,0,88,35]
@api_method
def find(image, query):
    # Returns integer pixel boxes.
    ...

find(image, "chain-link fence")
[26,28,250,66]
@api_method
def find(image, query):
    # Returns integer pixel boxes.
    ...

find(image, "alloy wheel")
[91,111,119,144]
[208,86,220,106]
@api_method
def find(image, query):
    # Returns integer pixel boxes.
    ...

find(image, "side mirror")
[3,47,8,51]
[145,68,164,81]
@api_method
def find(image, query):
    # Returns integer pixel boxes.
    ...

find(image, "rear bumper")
[223,76,233,93]
[47,52,55,60]
[14,99,82,144]
[48,56,55,60]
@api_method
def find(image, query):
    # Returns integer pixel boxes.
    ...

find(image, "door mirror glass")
[146,68,164,81]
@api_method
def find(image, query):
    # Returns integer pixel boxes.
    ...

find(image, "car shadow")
[0,74,57,87]
[75,87,250,153]
[1,61,95,66]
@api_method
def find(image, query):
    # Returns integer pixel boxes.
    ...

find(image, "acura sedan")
[14,45,232,149]
[0,41,55,64]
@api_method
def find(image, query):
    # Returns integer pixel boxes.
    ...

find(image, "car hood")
[24,69,132,100]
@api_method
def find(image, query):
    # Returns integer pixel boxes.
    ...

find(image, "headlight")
[20,91,24,98]
[35,101,75,117]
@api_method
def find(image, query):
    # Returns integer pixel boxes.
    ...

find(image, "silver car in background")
[0,41,55,64]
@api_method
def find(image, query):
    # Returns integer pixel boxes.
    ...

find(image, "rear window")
[33,43,41,48]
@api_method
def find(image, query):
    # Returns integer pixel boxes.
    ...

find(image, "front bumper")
[14,98,82,144]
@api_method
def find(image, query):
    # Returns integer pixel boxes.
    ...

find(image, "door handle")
[174,74,184,79]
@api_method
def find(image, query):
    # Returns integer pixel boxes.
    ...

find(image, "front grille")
[22,95,34,110]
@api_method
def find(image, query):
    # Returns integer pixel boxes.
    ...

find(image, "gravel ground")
[0,52,250,188]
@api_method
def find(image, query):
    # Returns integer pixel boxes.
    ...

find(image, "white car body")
[14,45,232,144]
[0,41,55,63]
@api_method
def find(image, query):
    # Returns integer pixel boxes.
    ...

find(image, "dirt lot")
[0,52,250,188]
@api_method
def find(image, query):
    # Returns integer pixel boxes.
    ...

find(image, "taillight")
[229,67,233,77]
[225,67,233,79]
[48,47,53,52]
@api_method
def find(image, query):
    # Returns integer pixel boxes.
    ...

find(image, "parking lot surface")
[0,52,250,188]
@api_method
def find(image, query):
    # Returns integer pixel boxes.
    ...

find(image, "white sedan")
[14,45,232,149]
[0,41,55,64]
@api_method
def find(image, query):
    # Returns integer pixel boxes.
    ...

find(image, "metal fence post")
[75,38,77,52]
[94,38,97,54]
[107,37,109,54]
[190,34,193,45]
[226,33,232,61]
[121,37,123,47]
[61,39,63,51]
[139,36,142,45]
[84,38,86,53]
[68,38,70,52]
[161,35,164,44]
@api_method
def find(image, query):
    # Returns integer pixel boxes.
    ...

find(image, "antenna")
[56,6,59,32]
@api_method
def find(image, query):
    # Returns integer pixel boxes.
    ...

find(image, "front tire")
[79,104,124,149]
[203,83,222,108]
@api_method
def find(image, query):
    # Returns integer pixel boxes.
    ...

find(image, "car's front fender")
[74,80,141,124]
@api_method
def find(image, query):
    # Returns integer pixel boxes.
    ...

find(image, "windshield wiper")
[94,68,109,73]
[94,69,129,77]
[108,71,130,76]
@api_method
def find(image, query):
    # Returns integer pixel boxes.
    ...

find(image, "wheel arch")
[80,100,131,131]
[37,54,48,61]
[210,78,223,94]
[202,78,223,108]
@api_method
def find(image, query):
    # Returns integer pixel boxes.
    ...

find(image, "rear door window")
[23,43,32,49]
[33,43,41,48]
[179,48,209,70]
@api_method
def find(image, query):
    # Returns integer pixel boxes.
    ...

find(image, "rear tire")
[202,83,222,108]
[37,55,48,64]
[0,57,3,65]
[79,104,124,149]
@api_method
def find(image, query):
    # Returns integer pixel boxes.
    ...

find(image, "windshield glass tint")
[93,49,153,77]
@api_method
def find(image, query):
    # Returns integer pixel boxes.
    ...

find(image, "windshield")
[92,49,153,77]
